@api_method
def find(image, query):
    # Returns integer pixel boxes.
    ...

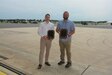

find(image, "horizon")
[0,0,112,21]
[0,18,112,22]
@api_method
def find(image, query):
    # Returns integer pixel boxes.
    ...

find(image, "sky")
[0,0,112,21]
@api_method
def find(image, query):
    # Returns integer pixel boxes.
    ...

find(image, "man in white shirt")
[38,14,54,69]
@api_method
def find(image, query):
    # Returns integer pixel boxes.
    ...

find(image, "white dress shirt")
[38,22,54,37]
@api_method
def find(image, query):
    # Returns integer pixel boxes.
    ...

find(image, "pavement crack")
[81,65,91,75]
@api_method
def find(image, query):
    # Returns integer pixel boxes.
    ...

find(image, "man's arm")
[56,22,60,34]
[38,24,43,36]
[68,23,75,36]
[68,28,75,36]
[56,26,60,34]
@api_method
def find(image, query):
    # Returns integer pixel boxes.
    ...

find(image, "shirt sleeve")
[70,22,75,32]
[57,22,60,30]
[38,23,44,37]
[51,24,55,30]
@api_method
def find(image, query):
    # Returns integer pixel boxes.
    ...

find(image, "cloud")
[0,0,112,20]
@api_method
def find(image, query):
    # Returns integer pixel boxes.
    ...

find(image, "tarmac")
[0,23,112,75]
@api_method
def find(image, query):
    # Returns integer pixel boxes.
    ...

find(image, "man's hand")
[56,27,60,34]
[68,33,72,37]
[68,31,75,37]
[42,36,48,40]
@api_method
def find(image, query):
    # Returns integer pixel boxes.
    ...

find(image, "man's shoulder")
[40,22,45,25]
[57,20,63,26]
[39,22,47,28]
[68,20,74,23]
[58,20,63,23]
[49,22,54,26]
[68,20,75,26]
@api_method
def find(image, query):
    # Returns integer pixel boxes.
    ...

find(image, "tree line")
[0,19,110,25]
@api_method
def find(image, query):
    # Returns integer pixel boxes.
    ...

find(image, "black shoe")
[45,62,51,66]
[65,62,72,68]
[38,64,42,69]
[58,61,65,65]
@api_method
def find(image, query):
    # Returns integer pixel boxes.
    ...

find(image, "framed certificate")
[47,30,55,40]
[60,29,68,39]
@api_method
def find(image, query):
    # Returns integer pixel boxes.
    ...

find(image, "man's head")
[45,14,50,22]
[63,11,69,20]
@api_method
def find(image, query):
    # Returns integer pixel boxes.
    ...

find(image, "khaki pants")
[59,39,71,63]
[39,37,52,65]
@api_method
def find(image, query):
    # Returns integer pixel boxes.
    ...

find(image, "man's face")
[45,15,50,21]
[63,12,69,20]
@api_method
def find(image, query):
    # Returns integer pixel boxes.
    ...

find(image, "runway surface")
[0,24,112,75]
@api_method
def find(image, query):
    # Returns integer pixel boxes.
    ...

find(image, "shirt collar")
[44,21,51,24]
[63,19,69,23]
